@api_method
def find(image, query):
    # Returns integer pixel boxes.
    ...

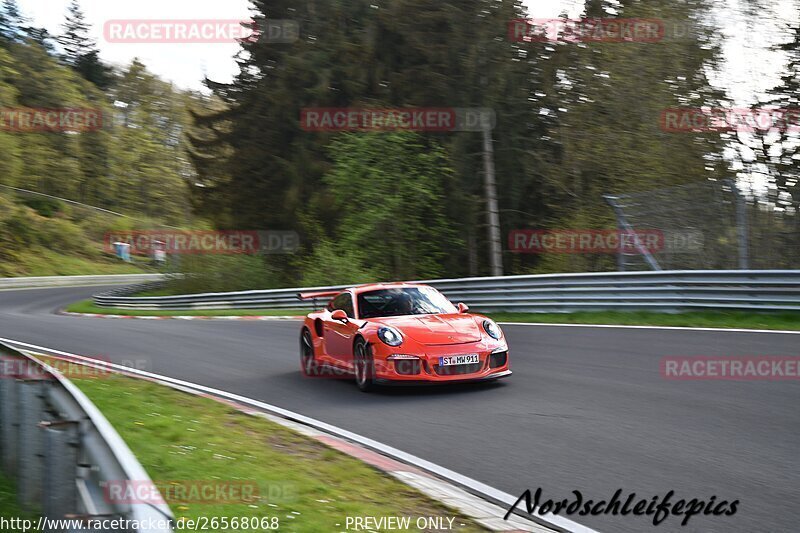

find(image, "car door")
[323,292,358,364]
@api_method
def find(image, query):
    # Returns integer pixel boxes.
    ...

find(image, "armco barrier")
[0,273,164,290]
[0,342,173,532]
[92,270,800,313]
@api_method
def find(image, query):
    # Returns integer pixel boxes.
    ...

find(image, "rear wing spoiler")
[297,290,341,312]
[297,290,341,301]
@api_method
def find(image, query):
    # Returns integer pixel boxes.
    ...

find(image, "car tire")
[300,329,317,376]
[353,338,375,392]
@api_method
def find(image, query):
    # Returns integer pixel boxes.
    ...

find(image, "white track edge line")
[56,310,800,334]
[0,282,129,292]
[0,337,598,533]
[498,322,800,335]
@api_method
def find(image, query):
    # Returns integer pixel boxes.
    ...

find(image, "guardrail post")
[43,421,80,524]
[18,379,50,511]
[0,376,19,476]
[0,342,175,533]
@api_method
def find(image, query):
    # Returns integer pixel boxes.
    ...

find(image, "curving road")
[1,286,799,532]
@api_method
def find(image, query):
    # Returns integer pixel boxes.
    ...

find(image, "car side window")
[330,293,354,318]
[342,296,354,317]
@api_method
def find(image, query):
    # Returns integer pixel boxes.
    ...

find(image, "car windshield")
[357,287,457,319]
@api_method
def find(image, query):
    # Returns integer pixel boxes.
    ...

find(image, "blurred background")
[0,0,798,294]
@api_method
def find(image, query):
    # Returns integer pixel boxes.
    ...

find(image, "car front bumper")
[374,369,512,386]
[370,341,511,384]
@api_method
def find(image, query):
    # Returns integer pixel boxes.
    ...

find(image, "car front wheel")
[353,338,375,392]
[300,329,317,376]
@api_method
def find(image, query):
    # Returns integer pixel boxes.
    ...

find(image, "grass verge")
[4,248,149,277]
[65,300,307,317]
[59,369,486,532]
[487,310,800,331]
[65,298,800,331]
[0,471,26,519]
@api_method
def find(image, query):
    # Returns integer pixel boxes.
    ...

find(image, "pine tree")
[766,20,800,208]
[25,27,56,53]
[57,0,111,87]
[75,49,111,88]
[57,0,92,64]
[188,0,552,278]
[0,0,25,42]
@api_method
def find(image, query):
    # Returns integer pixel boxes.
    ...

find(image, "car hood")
[378,314,483,345]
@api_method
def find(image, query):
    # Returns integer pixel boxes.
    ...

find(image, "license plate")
[438,354,480,366]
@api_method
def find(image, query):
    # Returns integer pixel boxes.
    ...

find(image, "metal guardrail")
[0,274,164,290]
[93,270,800,313]
[0,342,173,532]
[2,338,576,533]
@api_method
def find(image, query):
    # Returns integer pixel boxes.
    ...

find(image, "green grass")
[0,471,26,519]
[3,247,149,277]
[65,298,800,330]
[131,287,181,297]
[61,370,486,533]
[486,310,800,331]
[65,300,306,317]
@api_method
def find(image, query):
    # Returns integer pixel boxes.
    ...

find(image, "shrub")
[162,254,283,294]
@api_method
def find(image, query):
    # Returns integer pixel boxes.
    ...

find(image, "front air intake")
[489,351,507,368]
[393,359,421,375]
[433,362,482,376]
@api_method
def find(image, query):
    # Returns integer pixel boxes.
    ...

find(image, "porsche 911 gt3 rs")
[298,283,511,391]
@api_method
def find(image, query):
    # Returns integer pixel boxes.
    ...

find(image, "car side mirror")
[457,302,469,313]
[331,309,348,322]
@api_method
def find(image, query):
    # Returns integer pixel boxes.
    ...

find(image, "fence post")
[730,180,750,269]
[604,195,662,271]
[18,379,50,511]
[482,126,504,277]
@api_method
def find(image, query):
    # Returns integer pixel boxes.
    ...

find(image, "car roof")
[349,282,431,295]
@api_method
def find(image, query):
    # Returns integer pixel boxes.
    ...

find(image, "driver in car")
[397,291,415,315]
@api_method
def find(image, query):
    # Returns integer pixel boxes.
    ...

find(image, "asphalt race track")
[1,286,798,532]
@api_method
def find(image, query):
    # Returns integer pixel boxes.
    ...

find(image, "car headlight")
[483,319,502,340]
[378,326,403,346]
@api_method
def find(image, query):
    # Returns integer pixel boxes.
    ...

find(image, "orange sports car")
[298,283,511,391]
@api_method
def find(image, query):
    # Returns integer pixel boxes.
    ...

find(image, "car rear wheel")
[354,338,375,392]
[300,329,317,376]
